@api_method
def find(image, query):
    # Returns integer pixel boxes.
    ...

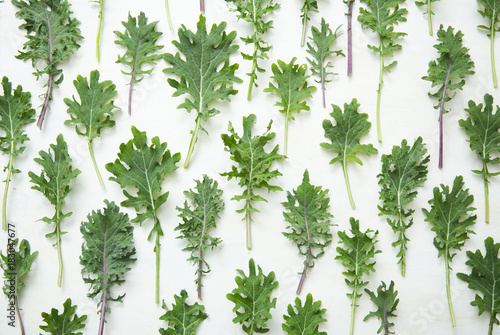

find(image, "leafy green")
[175,175,224,299]
[377,137,429,276]
[358,0,407,142]
[163,14,242,168]
[105,126,180,303]
[336,217,381,335]
[64,70,118,189]
[227,258,278,334]
[0,238,38,335]
[0,77,36,231]
[225,0,280,100]
[39,298,87,335]
[344,0,356,75]
[364,281,399,335]
[264,57,316,157]
[459,93,500,224]
[220,114,284,250]
[422,175,476,327]
[300,0,319,46]
[457,237,500,335]
[306,18,344,108]
[282,170,333,294]
[415,0,440,35]
[282,293,327,335]
[80,200,136,335]
[320,98,378,209]
[28,134,81,288]
[476,0,500,87]
[159,289,208,335]
[12,0,83,129]
[422,25,475,169]
[114,12,163,115]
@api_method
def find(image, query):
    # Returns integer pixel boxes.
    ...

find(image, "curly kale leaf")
[105,126,180,303]
[159,289,208,335]
[415,0,441,35]
[459,93,500,224]
[422,175,476,327]
[163,14,242,168]
[264,57,316,157]
[306,18,344,108]
[282,170,333,294]
[80,200,136,335]
[227,258,278,334]
[114,12,163,115]
[336,217,380,335]
[221,114,284,250]
[364,281,399,335]
[422,25,475,169]
[225,0,280,100]
[378,137,429,276]
[282,293,327,335]
[12,0,83,129]
[457,237,500,335]
[0,77,36,231]
[175,175,224,299]
[28,134,80,287]
[476,0,500,87]
[39,298,87,335]
[320,98,378,209]
[64,70,118,189]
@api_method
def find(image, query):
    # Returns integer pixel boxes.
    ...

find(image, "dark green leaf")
[39,298,87,335]
[282,293,327,335]
[0,239,38,298]
[364,281,399,334]
[159,289,208,335]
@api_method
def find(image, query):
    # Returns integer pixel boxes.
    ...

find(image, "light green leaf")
[159,289,208,335]
[282,293,327,335]
[39,298,87,335]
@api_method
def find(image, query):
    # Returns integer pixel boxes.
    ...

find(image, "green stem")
[342,161,355,209]
[56,208,62,287]
[484,161,490,224]
[184,116,201,168]
[165,0,173,31]
[2,152,13,231]
[489,313,495,335]
[284,109,290,158]
[155,230,160,304]
[491,27,498,88]
[349,287,357,335]
[398,208,407,277]
[246,205,252,250]
[376,46,384,143]
[247,38,258,100]
[301,10,308,47]
[427,0,433,36]
[96,0,103,62]
[445,251,456,327]
[88,140,105,189]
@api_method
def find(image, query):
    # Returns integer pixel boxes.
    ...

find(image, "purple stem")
[98,234,108,335]
[200,0,205,13]
[438,60,452,169]
[296,200,312,295]
[347,0,354,76]
[38,7,54,129]
[197,259,203,299]
[15,296,25,335]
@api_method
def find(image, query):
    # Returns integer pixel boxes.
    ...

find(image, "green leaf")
[28,134,80,287]
[422,175,476,327]
[378,137,429,276]
[457,237,500,335]
[114,12,163,115]
[64,70,118,189]
[320,99,378,209]
[282,293,327,335]
[227,258,278,334]
[306,18,344,108]
[364,281,399,335]
[282,170,333,294]
[80,200,136,331]
[105,126,180,303]
[459,93,500,224]
[1,239,38,298]
[225,0,280,99]
[221,114,284,250]
[175,175,224,299]
[0,77,36,230]
[476,0,500,87]
[415,0,441,35]
[300,0,319,46]
[12,0,83,129]
[163,14,242,168]
[39,298,87,335]
[159,289,208,335]
[422,25,475,168]
[264,57,316,156]
[336,217,380,335]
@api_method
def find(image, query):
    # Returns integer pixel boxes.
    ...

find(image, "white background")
[0,0,499,334]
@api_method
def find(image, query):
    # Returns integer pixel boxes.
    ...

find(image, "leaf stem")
[128,73,135,116]
[247,33,258,101]
[165,0,173,31]
[38,10,54,130]
[490,25,498,88]
[342,161,356,209]
[438,60,453,169]
[15,296,25,335]
[88,140,105,189]
[96,0,103,62]
[284,109,289,157]
[246,199,252,250]
[184,115,202,168]
[56,218,62,288]
[155,230,160,304]
[98,284,107,335]
[347,0,354,76]
[484,161,490,224]
[376,46,384,143]
[2,151,14,230]
[301,10,308,47]
[427,0,433,36]
[349,287,357,335]
[200,0,205,13]
[444,250,456,327]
